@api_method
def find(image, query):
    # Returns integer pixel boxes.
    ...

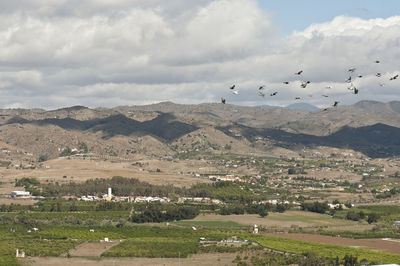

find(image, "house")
[10,191,30,198]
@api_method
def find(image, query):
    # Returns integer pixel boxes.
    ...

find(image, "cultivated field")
[0,157,211,188]
[66,241,122,257]
[20,253,237,266]
[265,233,400,254]
[191,211,362,229]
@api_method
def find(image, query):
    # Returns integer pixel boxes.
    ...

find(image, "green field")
[102,237,198,258]
[173,220,246,228]
[247,235,400,264]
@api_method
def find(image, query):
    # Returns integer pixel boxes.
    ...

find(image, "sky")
[0,0,399,109]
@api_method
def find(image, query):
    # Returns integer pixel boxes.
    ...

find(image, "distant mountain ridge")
[1,100,400,160]
[285,103,319,111]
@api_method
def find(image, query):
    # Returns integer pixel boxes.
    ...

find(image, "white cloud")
[0,1,399,109]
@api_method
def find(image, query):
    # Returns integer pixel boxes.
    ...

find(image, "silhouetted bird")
[295,70,303,75]
[348,68,356,72]
[376,73,381,77]
[230,85,236,90]
[221,98,226,104]
[295,97,301,100]
[322,95,329,97]
[354,88,359,94]
[375,60,380,63]
[259,85,265,90]
[345,76,352,83]
[283,81,289,84]
[270,92,278,96]
[325,86,332,89]
[333,101,339,107]
[301,81,310,88]
[390,74,399,80]
[357,75,363,78]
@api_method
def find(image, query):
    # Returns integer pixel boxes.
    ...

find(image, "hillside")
[0,100,399,162]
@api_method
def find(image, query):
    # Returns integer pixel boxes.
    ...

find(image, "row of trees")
[130,204,199,223]
[346,211,380,224]
[300,201,330,214]
[219,203,289,216]
[40,176,183,197]
[37,176,263,204]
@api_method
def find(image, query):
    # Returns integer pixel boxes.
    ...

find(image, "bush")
[367,213,380,224]
[301,202,329,214]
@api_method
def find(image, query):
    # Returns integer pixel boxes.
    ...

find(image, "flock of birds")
[221,60,398,111]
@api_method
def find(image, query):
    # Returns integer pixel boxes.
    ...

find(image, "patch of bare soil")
[20,252,236,266]
[0,157,210,187]
[265,233,400,254]
[66,241,122,257]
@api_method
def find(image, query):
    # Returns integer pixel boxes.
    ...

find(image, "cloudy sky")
[0,0,399,109]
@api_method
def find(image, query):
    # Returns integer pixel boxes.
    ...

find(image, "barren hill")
[0,100,399,163]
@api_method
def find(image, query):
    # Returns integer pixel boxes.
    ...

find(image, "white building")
[11,191,30,198]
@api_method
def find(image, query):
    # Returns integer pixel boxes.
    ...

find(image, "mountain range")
[0,100,399,161]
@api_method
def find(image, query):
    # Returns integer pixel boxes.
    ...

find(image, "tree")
[367,213,379,224]
[69,202,77,212]
[38,155,48,162]
[346,211,360,221]
[288,168,296,175]
[343,254,358,266]
[259,209,268,218]
[78,142,88,153]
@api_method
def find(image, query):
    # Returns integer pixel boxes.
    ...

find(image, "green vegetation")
[0,160,11,167]
[15,177,40,187]
[301,201,329,214]
[173,220,245,229]
[130,204,199,223]
[102,237,198,258]
[248,235,400,264]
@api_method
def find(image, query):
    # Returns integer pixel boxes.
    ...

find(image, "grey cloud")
[0,1,399,109]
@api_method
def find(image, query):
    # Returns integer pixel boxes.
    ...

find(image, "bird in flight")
[301,81,311,88]
[375,60,380,63]
[345,76,352,83]
[357,75,363,78]
[221,98,226,104]
[353,88,359,94]
[322,95,329,97]
[230,85,236,90]
[295,70,303,75]
[258,91,265,97]
[232,90,239,95]
[376,73,381,77]
[259,85,265,90]
[325,86,332,89]
[270,92,278,96]
[283,81,289,85]
[348,68,356,72]
[295,97,301,100]
[389,74,399,80]
[333,101,339,107]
